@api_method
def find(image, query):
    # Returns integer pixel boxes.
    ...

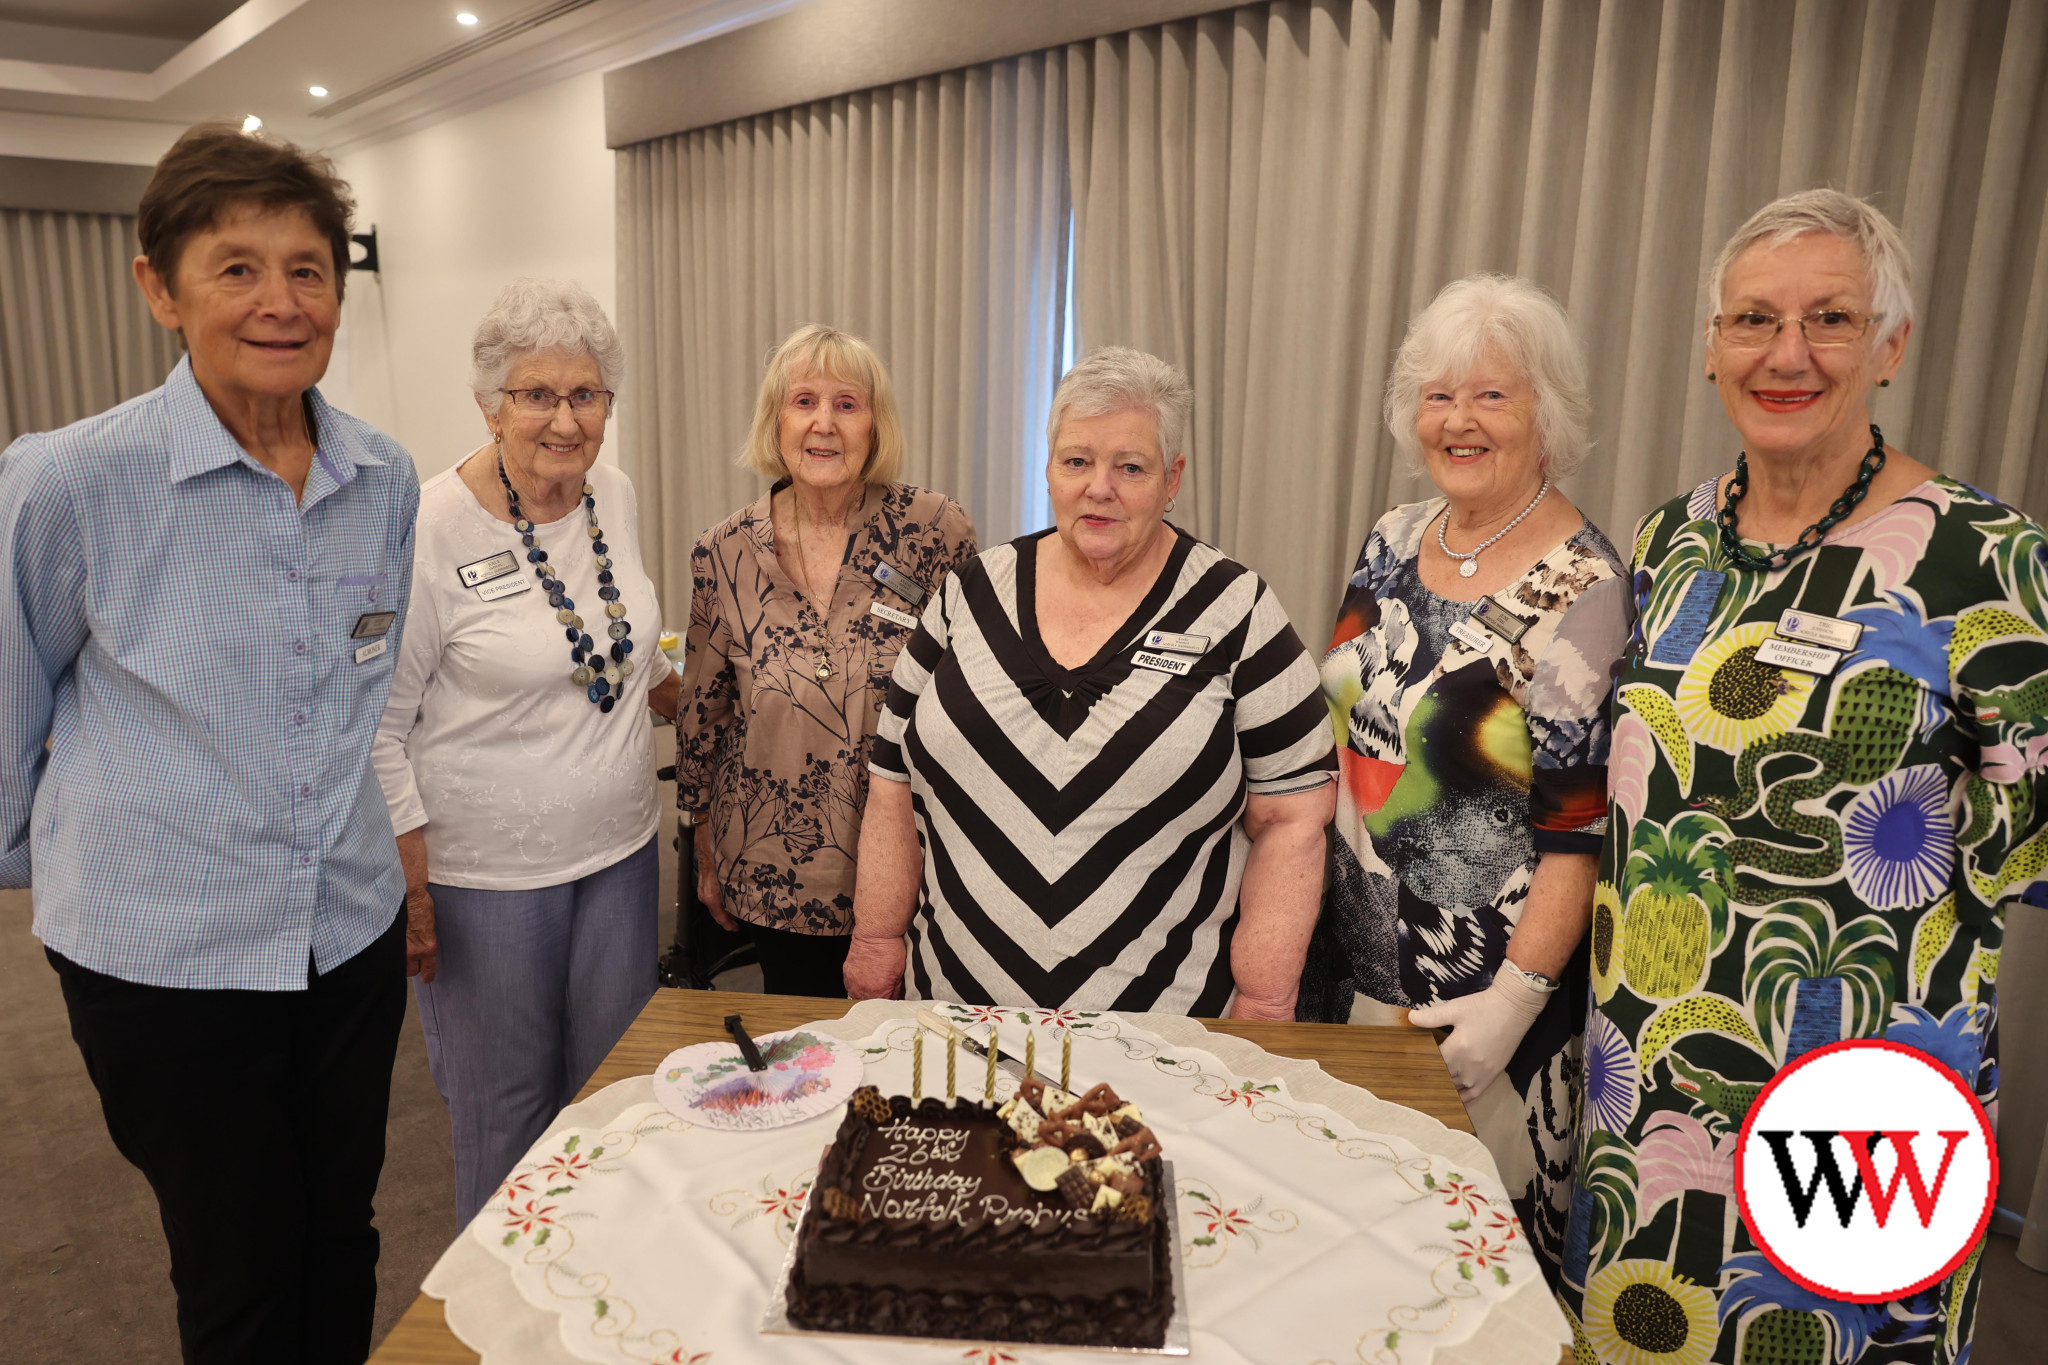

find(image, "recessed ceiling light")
[242,114,263,133]
[308,86,328,98]
[456,11,479,24]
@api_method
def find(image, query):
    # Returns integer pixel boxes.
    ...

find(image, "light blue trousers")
[416,836,658,1228]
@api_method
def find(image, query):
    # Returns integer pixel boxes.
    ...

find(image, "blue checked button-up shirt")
[0,356,419,989]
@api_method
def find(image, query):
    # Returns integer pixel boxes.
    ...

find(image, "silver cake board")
[760,1159,1192,1356]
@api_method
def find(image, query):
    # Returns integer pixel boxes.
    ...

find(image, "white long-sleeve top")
[372,452,672,890]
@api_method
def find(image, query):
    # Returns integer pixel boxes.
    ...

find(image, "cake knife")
[914,1008,1059,1090]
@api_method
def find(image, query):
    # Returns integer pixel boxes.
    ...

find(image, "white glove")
[1408,967,1551,1102]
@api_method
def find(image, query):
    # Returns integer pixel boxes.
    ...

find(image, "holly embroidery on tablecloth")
[1176,1175,1300,1267]
[478,1114,713,1362]
[710,1167,818,1245]
[938,1003,1108,1033]
[1423,1171,1490,1218]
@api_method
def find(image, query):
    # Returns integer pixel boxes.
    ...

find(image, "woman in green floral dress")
[1560,190,2048,1365]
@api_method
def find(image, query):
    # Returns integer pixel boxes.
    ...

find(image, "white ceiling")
[0,0,803,163]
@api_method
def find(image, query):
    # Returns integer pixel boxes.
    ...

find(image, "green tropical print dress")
[1559,475,2048,1365]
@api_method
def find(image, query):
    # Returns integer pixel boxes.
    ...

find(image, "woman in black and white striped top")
[845,348,1336,1017]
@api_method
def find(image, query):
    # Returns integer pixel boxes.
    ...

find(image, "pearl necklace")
[498,456,635,712]
[1437,478,1551,578]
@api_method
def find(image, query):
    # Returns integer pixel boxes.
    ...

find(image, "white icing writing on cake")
[858,1118,1082,1228]
[861,1120,982,1224]
[976,1194,1080,1228]
[873,1121,970,1165]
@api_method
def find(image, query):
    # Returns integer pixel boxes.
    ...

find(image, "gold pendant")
[815,657,834,682]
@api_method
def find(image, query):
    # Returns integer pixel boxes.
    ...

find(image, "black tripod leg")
[658,814,697,988]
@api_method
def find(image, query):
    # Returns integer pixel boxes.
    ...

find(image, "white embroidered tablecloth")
[422,1001,1572,1365]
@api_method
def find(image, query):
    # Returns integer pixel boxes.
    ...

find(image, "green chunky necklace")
[1717,423,1886,572]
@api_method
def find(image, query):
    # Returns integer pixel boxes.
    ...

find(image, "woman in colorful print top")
[1300,275,1632,1286]
[1560,190,2048,1365]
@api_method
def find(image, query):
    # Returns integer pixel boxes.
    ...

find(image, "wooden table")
[370,990,1476,1364]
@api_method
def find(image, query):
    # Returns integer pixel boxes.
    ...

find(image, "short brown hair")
[740,324,905,486]
[138,121,357,300]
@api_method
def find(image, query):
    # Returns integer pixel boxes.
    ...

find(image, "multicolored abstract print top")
[1301,499,1630,1021]
[1560,476,2048,1365]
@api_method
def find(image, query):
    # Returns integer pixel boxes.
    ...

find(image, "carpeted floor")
[2,780,767,1362]
[4,865,2044,1360]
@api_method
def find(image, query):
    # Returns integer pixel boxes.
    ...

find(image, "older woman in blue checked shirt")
[0,123,416,1364]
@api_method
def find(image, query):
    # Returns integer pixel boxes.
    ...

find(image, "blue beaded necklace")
[498,455,635,712]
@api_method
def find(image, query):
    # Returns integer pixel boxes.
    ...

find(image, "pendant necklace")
[1717,424,1886,572]
[1438,478,1551,579]
[499,455,635,711]
[791,495,840,683]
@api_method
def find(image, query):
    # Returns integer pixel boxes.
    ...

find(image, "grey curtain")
[1067,0,2048,641]
[0,209,180,447]
[1067,0,2048,1259]
[616,49,1071,615]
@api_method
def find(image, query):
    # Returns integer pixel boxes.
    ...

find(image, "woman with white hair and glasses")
[844,346,1336,1015]
[1554,190,2048,1365]
[372,278,678,1227]
[1299,274,1631,1287]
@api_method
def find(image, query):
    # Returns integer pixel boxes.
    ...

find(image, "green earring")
[1708,372,1717,382]
[1879,378,1890,387]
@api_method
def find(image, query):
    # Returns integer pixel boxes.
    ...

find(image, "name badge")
[351,611,396,640]
[1142,629,1210,655]
[1132,649,1193,676]
[870,602,918,629]
[1777,609,1862,652]
[1449,619,1493,654]
[354,638,389,664]
[1469,595,1530,644]
[457,551,519,588]
[476,574,531,602]
[1754,636,1842,675]
[871,561,927,606]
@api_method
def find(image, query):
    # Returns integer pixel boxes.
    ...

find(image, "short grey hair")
[1708,188,1914,350]
[1048,347,1193,463]
[470,277,625,414]
[1383,273,1592,477]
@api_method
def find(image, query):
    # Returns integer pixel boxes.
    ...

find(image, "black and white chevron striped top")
[870,528,1335,1014]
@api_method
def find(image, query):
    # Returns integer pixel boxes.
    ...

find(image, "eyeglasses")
[500,387,613,415]
[1710,308,1878,349]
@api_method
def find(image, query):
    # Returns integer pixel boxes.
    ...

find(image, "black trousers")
[48,906,406,1365]
[736,918,853,998]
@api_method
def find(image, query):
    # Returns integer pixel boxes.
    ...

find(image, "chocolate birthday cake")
[786,1079,1173,1347]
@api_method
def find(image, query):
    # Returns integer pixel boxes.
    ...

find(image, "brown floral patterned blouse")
[678,480,977,934]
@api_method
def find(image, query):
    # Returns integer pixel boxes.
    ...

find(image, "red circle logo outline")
[1731,1038,1998,1303]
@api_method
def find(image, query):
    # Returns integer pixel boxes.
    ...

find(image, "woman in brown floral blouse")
[677,324,977,995]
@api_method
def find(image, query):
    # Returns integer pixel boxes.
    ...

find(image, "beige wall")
[327,70,617,484]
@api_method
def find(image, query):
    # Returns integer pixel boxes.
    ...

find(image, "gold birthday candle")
[986,1024,999,1100]
[1062,1028,1072,1092]
[946,1031,957,1102]
[912,1027,923,1103]
[1024,1029,1036,1081]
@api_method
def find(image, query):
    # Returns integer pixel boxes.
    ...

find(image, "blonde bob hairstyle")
[1383,273,1592,478]
[739,323,905,486]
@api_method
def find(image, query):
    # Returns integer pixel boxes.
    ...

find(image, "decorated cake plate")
[759,1159,1193,1356]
